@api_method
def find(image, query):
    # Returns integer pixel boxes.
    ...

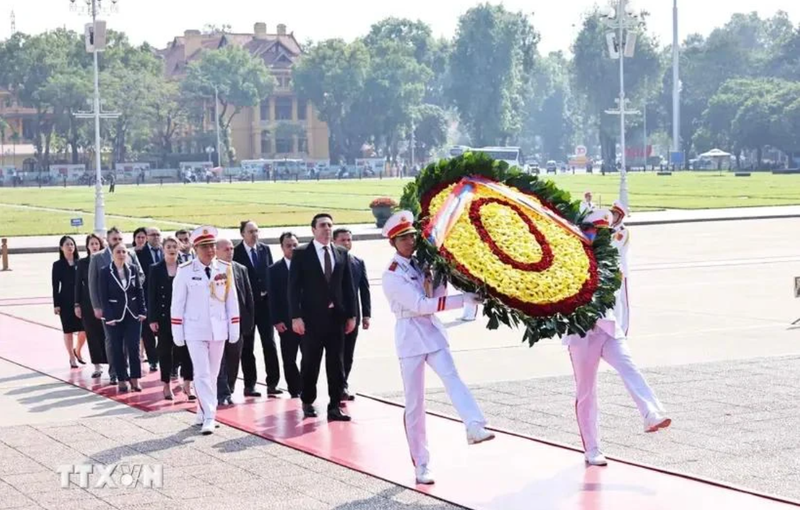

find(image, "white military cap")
[382,210,417,239]
[190,225,218,247]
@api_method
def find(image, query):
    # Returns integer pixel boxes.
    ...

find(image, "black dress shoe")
[290,393,301,399]
[267,386,284,396]
[327,408,351,422]
[302,404,317,418]
[342,390,356,401]
[225,396,234,406]
[244,387,262,397]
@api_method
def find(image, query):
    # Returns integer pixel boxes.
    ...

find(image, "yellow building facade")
[159,23,330,163]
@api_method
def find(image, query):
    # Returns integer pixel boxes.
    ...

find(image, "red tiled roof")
[158,30,302,79]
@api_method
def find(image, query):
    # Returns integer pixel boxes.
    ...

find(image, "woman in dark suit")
[99,241,147,392]
[52,235,86,369]
[147,236,194,401]
[74,234,108,378]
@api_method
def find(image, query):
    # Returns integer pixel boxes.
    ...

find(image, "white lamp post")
[70,0,119,237]
[672,0,681,168]
[601,0,641,210]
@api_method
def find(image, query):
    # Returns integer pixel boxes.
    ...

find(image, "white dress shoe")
[585,449,608,466]
[466,424,496,445]
[415,465,435,485]
[644,413,672,433]
[200,419,218,435]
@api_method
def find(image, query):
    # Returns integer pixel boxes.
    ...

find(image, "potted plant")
[369,197,398,227]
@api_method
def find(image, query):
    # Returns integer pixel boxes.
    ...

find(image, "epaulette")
[179,260,192,268]
[388,261,398,272]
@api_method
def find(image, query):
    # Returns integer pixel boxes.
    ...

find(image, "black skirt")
[59,306,84,334]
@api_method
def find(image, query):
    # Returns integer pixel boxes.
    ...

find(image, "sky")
[2,0,798,53]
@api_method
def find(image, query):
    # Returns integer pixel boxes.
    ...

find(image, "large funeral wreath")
[399,153,621,346]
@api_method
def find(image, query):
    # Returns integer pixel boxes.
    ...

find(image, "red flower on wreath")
[420,176,599,318]
[469,197,554,272]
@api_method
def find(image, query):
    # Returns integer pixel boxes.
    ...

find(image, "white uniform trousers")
[568,332,665,453]
[400,348,486,467]
[187,340,226,423]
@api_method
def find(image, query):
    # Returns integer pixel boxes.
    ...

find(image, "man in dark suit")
[268,232,302,398]
[333,228,371,401]
[215,238,255,406]
[233,220,279,397]
[135,227,163,372]
[290,213,357,421]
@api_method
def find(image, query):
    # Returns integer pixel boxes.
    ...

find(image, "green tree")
[182,45,275,164]
[150,81,189,162]
[572,11,661,170]
[293,39,370,162]
[411,104,448,162]
[361,39,432,162]
[0,30,79,170]
[448,3,538,146]
[40,71,92,164]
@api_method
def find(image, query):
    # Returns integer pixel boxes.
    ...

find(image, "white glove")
[173,337,185,347]
[464,293,480,305]
[228,335,239,344]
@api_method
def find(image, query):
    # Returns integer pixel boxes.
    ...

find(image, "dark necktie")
[205,266,211,279]
[154,249,161,263]
[250,248,259,268]
[323,246,332,282]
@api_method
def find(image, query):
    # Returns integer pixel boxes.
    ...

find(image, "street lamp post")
[672,0,681,168]
[71,0,119,237]
[601,0,641,210]
[214,85,222,168]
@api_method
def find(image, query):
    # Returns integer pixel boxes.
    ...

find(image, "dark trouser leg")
[178,346,193,381]
[109,324,127,381]
[225,339,243,393]
[323,316,346,411]
[216,352,230,401]
[124,319,142,380]
[343,326,359,389]
[255,299,280,387]
[240,330,257,388]
[103,324,117,379]
[157,321,174,384]
[300,329,324,406]
[141,325,158,366]
[279,331,302,396]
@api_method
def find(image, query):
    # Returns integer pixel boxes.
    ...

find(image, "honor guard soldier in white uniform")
[563,207,670,467]
[171,226,240,435]
[381,211,495,486]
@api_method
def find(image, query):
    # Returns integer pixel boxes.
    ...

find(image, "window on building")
[275,137,293,154]
[298,136,308,154]
[22,118,35,140]
[260,101,270,121]
[260,131,272,154]
[297,97,307,120]
[275,97,292,120]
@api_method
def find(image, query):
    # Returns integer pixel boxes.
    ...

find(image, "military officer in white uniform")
[381,211,495,486]
[171,226,240,435]
[563,207,670,467]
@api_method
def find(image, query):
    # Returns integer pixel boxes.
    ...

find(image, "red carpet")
[1,308,798,510]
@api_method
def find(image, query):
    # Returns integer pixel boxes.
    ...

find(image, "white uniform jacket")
[562,223,630,346]
[382,254,466,359]
[170,258,240,345]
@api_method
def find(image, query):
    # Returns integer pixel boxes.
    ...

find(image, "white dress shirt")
[312,240,336,272]
[284,258,291,271]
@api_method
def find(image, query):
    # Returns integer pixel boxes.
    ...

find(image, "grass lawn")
[2,172,799,237]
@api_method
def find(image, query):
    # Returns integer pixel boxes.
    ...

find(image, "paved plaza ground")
[1,217,799,508]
